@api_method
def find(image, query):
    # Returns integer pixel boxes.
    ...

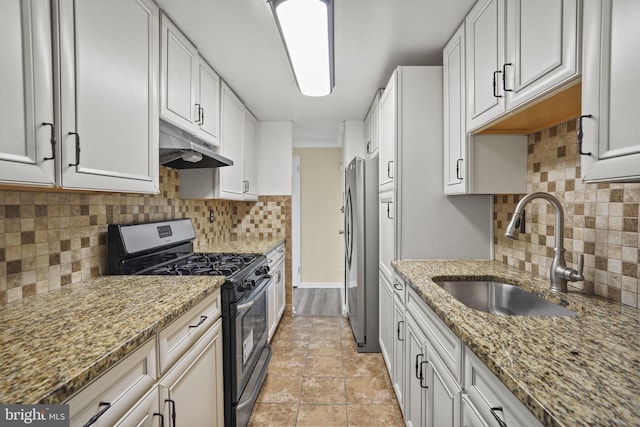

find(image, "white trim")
[298,282,342,289]
[292,156,301,288]
[293,140,341,148]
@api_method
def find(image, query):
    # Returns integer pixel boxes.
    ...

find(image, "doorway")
[291,147,344,316]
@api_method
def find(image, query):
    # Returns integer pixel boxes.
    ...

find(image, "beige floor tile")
[280,315,315,329]
[309,326,342,341]
[248,403,298,427]
[312,317,346,327]
[271,338,309,356]
[296,404,348,426]
[305,356,344,377]
[341,339,358,356]
[340,326,353,339]
[257,375,303,403]
[268,353,307,376]
[342,353,386,377]
[301,376,346,404]
[273,328,312,344]
[308,339,342,356]
[346,404,403,426]
[345,376,393,404]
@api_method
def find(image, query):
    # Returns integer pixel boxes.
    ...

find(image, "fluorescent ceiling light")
[269,0,334,97]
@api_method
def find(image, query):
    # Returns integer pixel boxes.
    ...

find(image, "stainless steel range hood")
[159,120,233,169]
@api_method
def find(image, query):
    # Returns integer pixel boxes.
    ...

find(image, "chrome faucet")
[505,192,584,293]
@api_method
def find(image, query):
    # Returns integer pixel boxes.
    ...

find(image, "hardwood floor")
[248,315,402,426]
[293,288,343,316]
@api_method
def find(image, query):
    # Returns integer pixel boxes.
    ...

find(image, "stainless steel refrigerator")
[344,157,380,352]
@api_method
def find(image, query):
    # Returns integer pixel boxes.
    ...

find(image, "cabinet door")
[243,111,258,200]
[114,386,161,427]
[378,190,395,281]
[427,350,460,427]
[59,0,159,193]
[392,294,405,412]
[404,315,427,427]
[364,108,372,158]
[159,319,224,427]
[267,276,277,342]
[217,82,245,200]
[461,394,490,427]
[379,270,394,371]
[581,0,640,182]
[275,257,286,319]
[443,23,467,195]
[466,0,506,131]
[0,0,55,187]
[505,0,579,109]
[196,59,220,145]
[160,12,198,132]
[369,93,380,158]
[378,73,396,191]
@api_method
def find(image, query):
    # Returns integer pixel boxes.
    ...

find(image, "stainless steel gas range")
[107,219,272,427]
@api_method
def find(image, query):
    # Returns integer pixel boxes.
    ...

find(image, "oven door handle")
[237,300,255,311]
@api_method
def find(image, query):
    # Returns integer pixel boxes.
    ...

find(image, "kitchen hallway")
[248,316,403,426]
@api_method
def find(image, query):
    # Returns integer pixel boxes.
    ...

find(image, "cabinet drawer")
[464,348,542,427]
[158,291,221,375]
[68,339,156,427]
[407,286,463,382]
[461,393,490,427]
[266,243,285,266]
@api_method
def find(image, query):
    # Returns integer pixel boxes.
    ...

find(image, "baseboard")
[298,282,342,289]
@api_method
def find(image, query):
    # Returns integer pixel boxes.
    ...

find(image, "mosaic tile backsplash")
[0,167,290,304]
[494,119,640,308]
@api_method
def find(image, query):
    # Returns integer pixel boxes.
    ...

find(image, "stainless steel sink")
[434,280,577,317]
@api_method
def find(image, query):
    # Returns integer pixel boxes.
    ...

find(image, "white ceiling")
[154,0,476,143]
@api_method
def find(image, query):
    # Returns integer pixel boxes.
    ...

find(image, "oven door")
[234,277,269,398]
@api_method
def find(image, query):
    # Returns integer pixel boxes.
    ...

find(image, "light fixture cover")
[269,0,334,97]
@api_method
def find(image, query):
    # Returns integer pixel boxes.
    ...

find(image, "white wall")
[257,121,292,195]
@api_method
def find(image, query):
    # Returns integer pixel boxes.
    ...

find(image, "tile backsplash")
[0,167,290,304]
[494,119,640,308]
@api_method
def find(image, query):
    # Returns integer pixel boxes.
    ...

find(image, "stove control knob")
[241,279,255,291]
[257,265,270,276]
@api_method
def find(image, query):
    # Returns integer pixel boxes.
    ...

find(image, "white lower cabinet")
[378,269,394,369]
[267,243,286,341]
[395,285,540,427]
[464,348,542,427]
[114,386,161,427]
[68,340,157,427]
[158,318,224,427]
[392,292,405,412]
[68,292,223,427]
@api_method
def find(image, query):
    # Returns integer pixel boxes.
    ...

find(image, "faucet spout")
[505,192,584,293]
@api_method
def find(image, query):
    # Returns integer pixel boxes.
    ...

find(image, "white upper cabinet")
[0,0,55,187]
[217,82,245,200]
[378,76,396,192]
[2,0,159,193]
[466,0,580,132]
[58,0,159,193]
[160,13,220,146]
[443,24,467,195]
[160,13,198,133]
[242,111,258,200]
[581,0,640,183]
[505,0,580,110]
[364,91,381,159]
[197,60,221,143]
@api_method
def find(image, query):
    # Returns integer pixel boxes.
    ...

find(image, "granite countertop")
[200,237,285,255]
[393,259,640,427]
[0,275,224,405]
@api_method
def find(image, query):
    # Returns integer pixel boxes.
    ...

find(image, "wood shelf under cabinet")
[476,82,581,135]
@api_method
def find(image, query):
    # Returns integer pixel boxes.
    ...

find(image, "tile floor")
[248,315,403,426]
